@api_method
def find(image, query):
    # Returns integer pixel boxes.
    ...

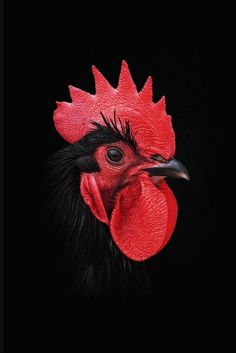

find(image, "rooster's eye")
[106,147,124,165]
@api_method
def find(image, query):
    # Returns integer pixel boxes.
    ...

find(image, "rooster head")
[53,61,189,261]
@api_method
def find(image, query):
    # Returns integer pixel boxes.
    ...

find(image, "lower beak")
[143,158,190,180]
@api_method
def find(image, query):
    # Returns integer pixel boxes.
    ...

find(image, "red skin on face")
[81,141,177,261]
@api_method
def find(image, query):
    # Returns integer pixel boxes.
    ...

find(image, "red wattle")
[110,174,177,261]
[158,181,178,250]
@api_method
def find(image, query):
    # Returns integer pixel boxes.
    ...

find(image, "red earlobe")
[80,174,109,226]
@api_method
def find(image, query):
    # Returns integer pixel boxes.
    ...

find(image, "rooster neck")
[44,143,151,302]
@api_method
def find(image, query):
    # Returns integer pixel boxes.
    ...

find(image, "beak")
[143,158,190,180]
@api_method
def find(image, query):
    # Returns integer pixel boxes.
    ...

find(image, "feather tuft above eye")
[92,112,137,150]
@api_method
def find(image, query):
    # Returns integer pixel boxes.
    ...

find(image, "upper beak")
[143,158,190,180]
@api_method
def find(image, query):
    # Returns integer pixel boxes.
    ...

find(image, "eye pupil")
[106,148,123,163]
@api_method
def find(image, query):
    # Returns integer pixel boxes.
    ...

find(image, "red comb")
[53,60,175,158]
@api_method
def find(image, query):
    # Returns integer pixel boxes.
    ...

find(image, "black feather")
[42,116,150,307]
[75,156,100,173]
[92,112,137,151]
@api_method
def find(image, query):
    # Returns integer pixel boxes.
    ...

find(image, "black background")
[4,8,232,351]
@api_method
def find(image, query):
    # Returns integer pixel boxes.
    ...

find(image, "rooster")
[46,61,189,306]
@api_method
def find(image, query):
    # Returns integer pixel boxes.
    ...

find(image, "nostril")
[151,154,167,163]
